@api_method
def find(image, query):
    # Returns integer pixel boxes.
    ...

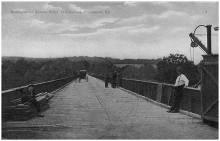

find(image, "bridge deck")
[2,76,218,139]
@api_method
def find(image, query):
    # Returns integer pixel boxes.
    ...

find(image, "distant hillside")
[115,64,144,69]
[2,56,160,64]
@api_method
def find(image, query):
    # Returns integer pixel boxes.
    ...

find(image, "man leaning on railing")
[167,66,189,113]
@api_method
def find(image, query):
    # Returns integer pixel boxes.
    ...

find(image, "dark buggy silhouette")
[78,70,88,82]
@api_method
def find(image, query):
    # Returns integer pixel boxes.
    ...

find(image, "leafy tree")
[155,54,200,86]
[2,56,160,90]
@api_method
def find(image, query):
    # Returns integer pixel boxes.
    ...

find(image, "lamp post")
[206,25,212,55]
[189,25,212,55]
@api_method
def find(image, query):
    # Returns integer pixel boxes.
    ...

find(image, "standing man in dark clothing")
[77,72,81,83]
[21,85,44,117]
[105,73,110,88]
[112,71,117,88]
[119,72,123,87]
[167,66,189,113]
[116,71,122,88]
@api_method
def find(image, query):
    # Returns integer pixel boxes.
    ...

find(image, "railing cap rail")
[2,75,74,94]
[122,78,200,91]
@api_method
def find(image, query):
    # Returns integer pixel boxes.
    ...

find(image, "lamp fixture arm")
[189,33,209,54]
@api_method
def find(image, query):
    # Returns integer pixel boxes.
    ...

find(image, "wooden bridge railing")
[120,78,201,115]
[91,74,201,116]
[2,75,77,110]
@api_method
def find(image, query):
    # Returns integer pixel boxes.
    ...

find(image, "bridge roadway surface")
[2,76,218,139]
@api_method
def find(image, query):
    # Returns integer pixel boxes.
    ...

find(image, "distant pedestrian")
[86,74,88,82]
[77,72,81,83]
[115,72,119,88]
[112,71,117,88]
[167,66,189,113]
[105,73,110,88]
[74,72,78,83]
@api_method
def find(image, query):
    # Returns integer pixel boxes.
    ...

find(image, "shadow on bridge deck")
[2,76,218,139]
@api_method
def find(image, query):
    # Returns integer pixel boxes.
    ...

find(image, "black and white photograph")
[1,1,219,139]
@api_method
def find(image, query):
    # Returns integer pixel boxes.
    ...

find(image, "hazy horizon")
[2,1,219,63]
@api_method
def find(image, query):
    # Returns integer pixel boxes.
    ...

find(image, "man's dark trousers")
[105,80,109,88]
[171,84,184,111]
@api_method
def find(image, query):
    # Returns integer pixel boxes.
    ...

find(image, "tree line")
[2,54,200,90]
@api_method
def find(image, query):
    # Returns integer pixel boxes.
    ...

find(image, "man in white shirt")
[167,66,189,113]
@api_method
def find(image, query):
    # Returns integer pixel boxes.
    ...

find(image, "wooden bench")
[3,92,53,121]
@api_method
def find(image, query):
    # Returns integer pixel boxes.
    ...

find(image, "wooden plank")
[202,67,218,86]
[202,99,218,115]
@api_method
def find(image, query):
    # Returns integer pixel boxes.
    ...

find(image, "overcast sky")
[2,1,219,63]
